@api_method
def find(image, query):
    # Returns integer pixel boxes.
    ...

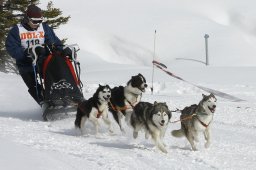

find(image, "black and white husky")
[171,93,217,151]
[75,85,112,135]
[109,73,147,133]
[130,101,172,153]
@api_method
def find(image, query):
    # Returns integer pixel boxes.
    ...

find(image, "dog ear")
[138,73,145,80]
[210,93,217,101]
[99,84,102,87]
[167,110,172,119]
[154,101,157,105]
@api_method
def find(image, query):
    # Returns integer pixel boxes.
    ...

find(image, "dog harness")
[195,115,211,128]
[109,102,129,112]
[78,103,103,119]
[109,97,139,112]
[170,113,196,123]
[96,108,103,118]
[170,112,211,128]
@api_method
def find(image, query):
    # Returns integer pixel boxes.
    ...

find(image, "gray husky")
[130,101,172,153]
[171,93,217,151]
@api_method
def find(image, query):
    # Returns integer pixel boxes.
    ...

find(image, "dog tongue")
[208,106,215,113]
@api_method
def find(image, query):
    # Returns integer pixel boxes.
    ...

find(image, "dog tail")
[171,129,184,138]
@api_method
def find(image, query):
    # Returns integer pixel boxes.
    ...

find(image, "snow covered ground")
[1,0,256,169]
[1,64,256,170]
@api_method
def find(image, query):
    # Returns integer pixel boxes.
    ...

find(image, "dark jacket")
[5,21,62,73]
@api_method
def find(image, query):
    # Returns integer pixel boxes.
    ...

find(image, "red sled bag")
[42,50,84,106]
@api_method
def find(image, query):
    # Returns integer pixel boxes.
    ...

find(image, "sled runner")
[31,44,84,121]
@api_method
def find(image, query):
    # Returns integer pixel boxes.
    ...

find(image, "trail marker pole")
[204,34,209,66]
[151,30,157,95]
[176,34,210,66]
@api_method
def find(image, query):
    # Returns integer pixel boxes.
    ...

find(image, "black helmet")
[26,4,43,19]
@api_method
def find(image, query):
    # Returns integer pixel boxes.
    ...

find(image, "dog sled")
[31,44,84,121]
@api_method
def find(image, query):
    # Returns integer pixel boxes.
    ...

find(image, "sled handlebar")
[30,44,80,65]
[31,44,45,66]
[64,44,80,63]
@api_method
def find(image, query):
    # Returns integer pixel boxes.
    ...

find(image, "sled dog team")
[75,73,217,153]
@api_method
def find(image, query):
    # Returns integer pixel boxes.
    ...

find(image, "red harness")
[96,108,103,118]
[78,103,103,119]
[196,116,211,128]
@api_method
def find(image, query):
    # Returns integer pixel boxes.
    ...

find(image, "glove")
[24,48,31,55]
[62,47,73,59]
[24,46,46,64]
[35,46,46,57]
[24,48,35,60]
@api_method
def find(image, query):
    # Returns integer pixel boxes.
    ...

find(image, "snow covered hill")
[1,0,256,169]
[41,0,256,66]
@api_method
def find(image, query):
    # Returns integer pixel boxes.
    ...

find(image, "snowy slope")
[40,0,256,66]
[1,0,256,169]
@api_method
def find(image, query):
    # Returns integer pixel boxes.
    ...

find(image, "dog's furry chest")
[193,114,213,130]
[182,104,213,130]
[97,102,108,112]
[124,93,140,107]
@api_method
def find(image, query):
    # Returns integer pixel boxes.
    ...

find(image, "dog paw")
[95,134,104,139]
[145,132,149,139]
[133,131,138,139]
[80,129,87,136]
[205,142,210,148]
[121,128,126,134]
[109,129,114,133]
[160,147,168,154]
[192,146,198,151]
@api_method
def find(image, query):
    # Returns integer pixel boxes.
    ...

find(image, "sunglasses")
[29,17,43,25]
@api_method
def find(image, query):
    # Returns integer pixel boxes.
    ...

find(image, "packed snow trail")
[1,67,256,170]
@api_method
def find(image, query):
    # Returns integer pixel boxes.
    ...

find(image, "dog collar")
[196,112,208,116]
[96,108,103,118]
[127,91,141,98]
[125,98,135,109]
